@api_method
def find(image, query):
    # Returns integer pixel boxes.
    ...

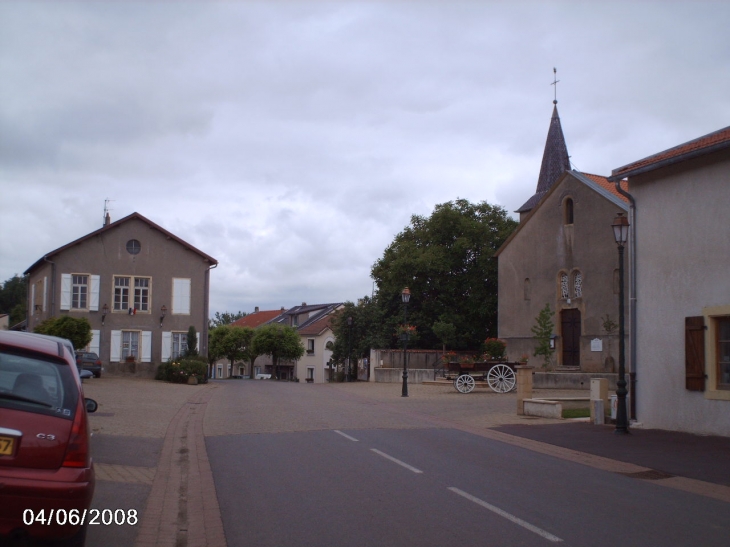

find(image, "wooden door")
[561,309,581,368]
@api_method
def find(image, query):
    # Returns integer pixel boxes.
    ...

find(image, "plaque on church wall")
[591,338,603,352]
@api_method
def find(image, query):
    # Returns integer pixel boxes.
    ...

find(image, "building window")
[134,278,150,312]
[72,275,88,309]
[172,332,188,360]
[122,331,139,361]
[717,317,730,390]
[573,271,583,298]
[172,278,191,315]
[114,277,130,311]
[307,339,315,354]
[560,272,569,299]
[564,198,574,225]
[126,239,141,255]
[307,367,314,380]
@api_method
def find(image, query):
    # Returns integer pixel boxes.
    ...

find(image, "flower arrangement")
[396,324,418,342]
[459,355,476,368]
[442,351,458,364]
[519,354,530,364]
[483,338,507,360]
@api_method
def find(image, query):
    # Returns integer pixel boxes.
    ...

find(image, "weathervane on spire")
[551,67,559,105]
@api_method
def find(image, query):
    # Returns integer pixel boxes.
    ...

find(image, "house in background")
[496,103,629,372]
[608,125,730,436]
[24,212,217,376]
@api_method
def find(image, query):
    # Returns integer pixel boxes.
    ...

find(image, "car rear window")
[0,349,79,420]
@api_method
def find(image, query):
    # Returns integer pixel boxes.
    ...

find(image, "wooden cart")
[445,361,517,394]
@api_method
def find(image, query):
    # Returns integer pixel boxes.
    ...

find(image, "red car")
[0,330,98,546]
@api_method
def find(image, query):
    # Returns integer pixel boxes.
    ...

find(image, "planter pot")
[187,376,199,385]
[460,363,475,369]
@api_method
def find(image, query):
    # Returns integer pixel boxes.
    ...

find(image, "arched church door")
[561,308,581,368]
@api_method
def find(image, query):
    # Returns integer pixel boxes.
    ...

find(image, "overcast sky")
[1,1,729,316]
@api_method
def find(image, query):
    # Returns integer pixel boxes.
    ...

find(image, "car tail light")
[95,359,101,365]
[62,398,90,468]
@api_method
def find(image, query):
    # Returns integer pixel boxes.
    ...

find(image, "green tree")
[432,319,457,355]
[0,274,27,326]
[371,199,517,350]
[209,311,247,329]
[329,298,386,381]
[531,304,555,368]
[252,324,304,380]
[208,325,256,377]
[186,326,198,357]
[34,316,92,350]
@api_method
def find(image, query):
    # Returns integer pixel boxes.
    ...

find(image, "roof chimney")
[254,306,259,313]
[302,302,307,306]
[104,212,111,226]
[281,307,285,312]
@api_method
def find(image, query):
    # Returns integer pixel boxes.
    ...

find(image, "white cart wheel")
[487,364,516,393]
[455,374,476,394]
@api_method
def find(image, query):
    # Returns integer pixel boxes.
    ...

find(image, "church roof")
[517,104,571,213]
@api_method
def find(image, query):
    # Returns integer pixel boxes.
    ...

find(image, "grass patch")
[562,408,590,419]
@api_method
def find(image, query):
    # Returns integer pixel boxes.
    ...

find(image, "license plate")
[0,435,15,456]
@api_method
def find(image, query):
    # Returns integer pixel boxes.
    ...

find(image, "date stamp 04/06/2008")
[22,509,138,527]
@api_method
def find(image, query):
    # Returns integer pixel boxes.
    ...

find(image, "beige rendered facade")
[24,212,217,375]
[609,128,730,435]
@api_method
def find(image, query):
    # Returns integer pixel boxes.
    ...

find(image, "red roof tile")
[297,314,333,336]
[581,172,629,203]
[611,126,730,179]
[231,310,282,329]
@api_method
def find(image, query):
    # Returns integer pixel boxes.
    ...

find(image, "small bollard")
[593,400,605,425]
[590,378,609,422]
[515,365,534,415]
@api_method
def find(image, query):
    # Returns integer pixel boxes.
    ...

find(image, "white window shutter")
[43,277,48,312]
[90,330,100,354]
[172,278,191,315]
[141,331,152,362]
[89,275,100,311]
[60,274,72,310]
[31,284,35,313]
[161,331,172,362]
[196,332,200,354]
[110,330,122,362]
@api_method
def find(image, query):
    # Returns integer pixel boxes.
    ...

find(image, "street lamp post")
[401,287,411,397]
[612,212,630,434]
[347,316,353,382]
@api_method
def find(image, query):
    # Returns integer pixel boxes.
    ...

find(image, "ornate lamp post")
[401,287,411,397]
[347,316,353,382]
[612,212,630,434]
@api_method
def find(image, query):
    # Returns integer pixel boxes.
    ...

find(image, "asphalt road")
[205,381,729,547]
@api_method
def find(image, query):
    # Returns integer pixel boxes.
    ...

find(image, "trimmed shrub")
[156,357,208,384]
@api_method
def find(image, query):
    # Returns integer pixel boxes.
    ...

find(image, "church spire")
[516,87,571,214]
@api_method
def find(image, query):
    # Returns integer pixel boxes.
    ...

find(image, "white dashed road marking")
[333,430,359,442]
[370,449,423,474]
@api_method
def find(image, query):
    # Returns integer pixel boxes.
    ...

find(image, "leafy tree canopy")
[329,297,386,367]
[209,311,247,329]
[371,199,517,351]
[208,325,254,367]
[34,316,92,351]
[251,324,304,368]
[0,274,27,326]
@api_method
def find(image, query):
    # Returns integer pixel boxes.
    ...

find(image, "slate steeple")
[517,104,571,214]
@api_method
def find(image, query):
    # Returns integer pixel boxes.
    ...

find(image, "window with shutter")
[685,316,706,391]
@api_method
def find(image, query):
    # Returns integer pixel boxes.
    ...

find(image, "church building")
[495,103,629,372]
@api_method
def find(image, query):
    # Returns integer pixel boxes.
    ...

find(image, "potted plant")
[483,338,507,361]
[519,354,529,364]
[459,355,475,369]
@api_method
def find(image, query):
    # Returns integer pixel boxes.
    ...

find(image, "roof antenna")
[551,67,559,105]
[103,198,114,227]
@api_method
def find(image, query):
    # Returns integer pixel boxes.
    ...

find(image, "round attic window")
[126,239,141,255]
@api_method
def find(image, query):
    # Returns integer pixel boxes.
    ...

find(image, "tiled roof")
[297,314,334,336]
[581,173,629,203]
[610,125,730,180]
[517,104,571,213]
[231,310,283,328]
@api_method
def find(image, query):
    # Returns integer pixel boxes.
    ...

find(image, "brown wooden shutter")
[685,316,706,391]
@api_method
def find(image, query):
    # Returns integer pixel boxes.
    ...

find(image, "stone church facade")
[495,104,629,371]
